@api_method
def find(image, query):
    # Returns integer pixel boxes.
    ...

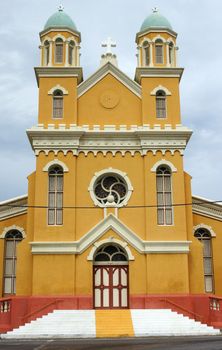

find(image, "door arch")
[93,244,129,309]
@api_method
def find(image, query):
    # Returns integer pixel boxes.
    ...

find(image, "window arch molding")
[88,168,133,208]
[151,160,177,173]
[87,238,135,261]
[48,85,68,95]
[52,34,66,42]
[150,85,171,96]
[193,224,216,238]
[43,159,69,172]
[0,225,26,239]
[152,35,166,43]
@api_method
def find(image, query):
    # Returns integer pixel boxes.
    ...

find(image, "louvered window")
[48,166,63,225]
[4,230,23,295]
[53,90,63,119]
[156,90,166,118]
[155,40,163,64]
[68,41,75,65]
[55,38,63,63]
[194,229,214,293]
[156,166,173,225]
[143,41,149,66]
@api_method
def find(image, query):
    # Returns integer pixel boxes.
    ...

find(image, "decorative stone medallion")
[100,90,120,109]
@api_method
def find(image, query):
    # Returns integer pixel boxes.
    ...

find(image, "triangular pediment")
[31,214,191,255]
[77,62,141,98]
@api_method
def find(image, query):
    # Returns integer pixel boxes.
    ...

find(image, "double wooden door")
[93,265,128,309]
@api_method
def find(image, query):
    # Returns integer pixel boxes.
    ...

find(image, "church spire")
[100,37,118,67]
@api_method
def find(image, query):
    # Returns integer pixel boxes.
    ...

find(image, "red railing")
[209,296,221,311]
[0,298,11,313]
[22,299,62,323]
[160,297,204,322]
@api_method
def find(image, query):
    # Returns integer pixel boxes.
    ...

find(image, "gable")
[77,65,142,126]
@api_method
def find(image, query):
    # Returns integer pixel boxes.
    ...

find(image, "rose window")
[94,175,127,205]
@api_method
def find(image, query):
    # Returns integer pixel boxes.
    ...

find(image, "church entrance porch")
[93,244,129,309]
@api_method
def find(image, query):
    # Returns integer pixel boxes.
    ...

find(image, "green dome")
[44,7,77,31]
[140,9,172,32]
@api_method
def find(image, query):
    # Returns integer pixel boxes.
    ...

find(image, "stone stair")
[1,309,220,339]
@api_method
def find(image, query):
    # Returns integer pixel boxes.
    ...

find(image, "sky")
[0,0,222,202]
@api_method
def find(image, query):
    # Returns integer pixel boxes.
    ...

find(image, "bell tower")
[35,5,83,126]
[135,8,183,127]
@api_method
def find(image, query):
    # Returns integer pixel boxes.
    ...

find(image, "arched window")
[55,38,63,63]
[194,228,214,293]
[4,230,23,295]
[143,41,149,66]
[156,166,172,225]
[68,41,75,65]
[53,90,63,119]
[94,244,128,264]
[156,90,166,118]
[169,42,174,65]
[48,165,63,225]
[155,39,164,64]
[44,40,50,65]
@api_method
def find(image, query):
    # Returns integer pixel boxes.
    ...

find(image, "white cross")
[152,6,159,13]
[58,4,64,11]
[102,37,116,54]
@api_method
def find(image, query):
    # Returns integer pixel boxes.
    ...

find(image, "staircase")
[1,309,220,339]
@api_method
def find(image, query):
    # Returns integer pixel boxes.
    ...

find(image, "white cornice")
[34,67,83,86]
[30,214,191,255]
[77,62,141,98]
[134,67,184,84]
[0,195,27,221]
[192,195,222,222]
[26,123,192,156]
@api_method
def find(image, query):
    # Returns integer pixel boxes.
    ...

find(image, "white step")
[1,309,220,339]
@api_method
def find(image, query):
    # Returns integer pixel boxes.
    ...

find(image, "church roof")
[44,6,77,31]
[140,8,173,32]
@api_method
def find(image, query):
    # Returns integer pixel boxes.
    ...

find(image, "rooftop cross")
[152,7,159,13]
[58,4,64,11]
[102,37,116,55]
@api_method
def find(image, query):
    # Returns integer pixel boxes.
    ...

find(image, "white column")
[149,43,154,67]
[65,41,69,66]
[76,45,80,66]
[39,45,43,66]
[175,46,179,67]
[49,40,53,66]
[166,42,170,67]
[136,46,140,67]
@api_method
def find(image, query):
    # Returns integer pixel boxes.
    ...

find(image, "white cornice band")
[27,124,192,156]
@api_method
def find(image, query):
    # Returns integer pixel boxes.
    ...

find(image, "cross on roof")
[102,37,116,54]
[58,4,64,11]
[152,7,159,13]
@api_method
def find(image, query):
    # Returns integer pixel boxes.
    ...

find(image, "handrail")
[22,299,62,322]
[0,297,12,302]
[160,298,203,321]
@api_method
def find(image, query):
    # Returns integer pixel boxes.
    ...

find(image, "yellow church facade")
[1,7,222,330]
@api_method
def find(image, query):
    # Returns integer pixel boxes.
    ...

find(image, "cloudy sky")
[0,0,221,202]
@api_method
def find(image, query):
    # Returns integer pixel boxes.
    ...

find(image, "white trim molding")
[43,159,69,172]
[192,195,222,221]
[88,168,133,208]
[0,195,27,221]
[30,214,191,255]
[151,159,177,173]
[0,225,26,239]
[152,35,166,43]
[150,85,172,96]
[193,224,216,238]
[27,123,192,156]
[87,238,135,261]
[48,85,68,95]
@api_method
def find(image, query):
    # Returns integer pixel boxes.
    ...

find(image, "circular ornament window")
[89,169,133,207]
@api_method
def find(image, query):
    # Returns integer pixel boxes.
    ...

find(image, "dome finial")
[58,4,64,12]
[152,6,159,13]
